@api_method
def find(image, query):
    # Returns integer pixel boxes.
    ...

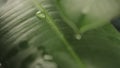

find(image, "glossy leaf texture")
[0,0,120,68]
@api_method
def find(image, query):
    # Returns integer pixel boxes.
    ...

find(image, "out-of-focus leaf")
[0,0,120,68]
[55,0,120,33]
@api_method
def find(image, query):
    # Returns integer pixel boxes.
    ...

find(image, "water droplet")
[36,11,46,19]
[75,34,82,40]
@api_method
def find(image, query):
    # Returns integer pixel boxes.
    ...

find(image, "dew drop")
[36,11,46,19]
[75,34,82,40]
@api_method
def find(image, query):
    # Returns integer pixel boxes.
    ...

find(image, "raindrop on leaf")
[75,34,82,40]
[36,11,46,19]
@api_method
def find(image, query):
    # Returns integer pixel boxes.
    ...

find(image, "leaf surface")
[0,0,120,68]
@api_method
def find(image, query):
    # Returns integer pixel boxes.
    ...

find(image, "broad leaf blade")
[0,0,120,68]
[0,0,85,68]
[56,0,120,33]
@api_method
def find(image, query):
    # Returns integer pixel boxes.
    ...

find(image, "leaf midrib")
[31,0,86,68]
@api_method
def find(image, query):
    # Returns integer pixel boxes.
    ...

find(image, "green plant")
[0,0,120,68]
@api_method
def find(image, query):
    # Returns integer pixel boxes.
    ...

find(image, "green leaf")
[56,0,120,33]
[0,0,85,68]
[0,0,120,68]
